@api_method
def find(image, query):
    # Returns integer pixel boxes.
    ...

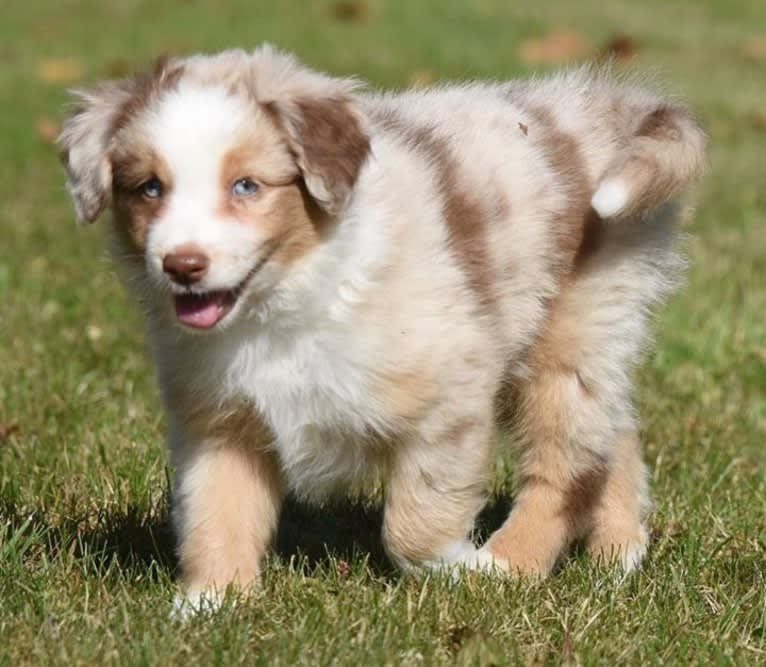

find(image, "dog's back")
[359,70,702,374]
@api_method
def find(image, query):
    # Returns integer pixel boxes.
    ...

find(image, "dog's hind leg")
[484,220,677,575]
[483,355,620,576]
[586,430,650,571]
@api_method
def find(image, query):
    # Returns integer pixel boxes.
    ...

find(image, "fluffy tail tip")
[591,179,629,219]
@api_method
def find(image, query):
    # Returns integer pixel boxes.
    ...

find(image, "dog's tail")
[590,103,706,220]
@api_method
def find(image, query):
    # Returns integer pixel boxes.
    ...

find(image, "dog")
[58,45,705,609]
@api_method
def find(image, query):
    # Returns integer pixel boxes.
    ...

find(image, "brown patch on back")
[508,108,606,387]
[524,106,601,276]
[572,207,604,271]
[372,110,497,314]
[442,171,497,311]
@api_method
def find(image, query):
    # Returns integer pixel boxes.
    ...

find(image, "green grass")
[1,1,765,664]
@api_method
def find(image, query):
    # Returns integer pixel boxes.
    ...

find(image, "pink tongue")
[174,293,227,329]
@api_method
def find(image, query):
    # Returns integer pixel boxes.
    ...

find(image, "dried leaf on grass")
[86,324,104,342]
[330,0,370,22]
[739,36,766,62]
[335,559,350,578]
[562,630,577,665]
[446,625,474,652]
[752,110,766,130]
[37,58,83,83]
[35,115,60,144]
[520,29,593,65]
[407,69,434,87]
[0,422,20,442]
[102,59,133,78]
[600,34,639,62]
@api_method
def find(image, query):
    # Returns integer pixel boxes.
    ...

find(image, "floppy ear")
[252,46,371,215]
[58,81,133,223]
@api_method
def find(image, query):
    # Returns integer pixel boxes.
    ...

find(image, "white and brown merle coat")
[58,46,706,609]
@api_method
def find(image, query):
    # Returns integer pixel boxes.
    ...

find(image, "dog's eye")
[140,177,163,199]
[232,178,259,197]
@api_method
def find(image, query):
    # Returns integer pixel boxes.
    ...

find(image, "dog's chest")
[219,328,385,496]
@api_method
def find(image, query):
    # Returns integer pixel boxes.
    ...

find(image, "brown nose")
[162,247,209,285]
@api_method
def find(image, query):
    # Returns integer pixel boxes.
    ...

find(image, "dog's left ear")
[57,80,133,223]
[252,46,371,215]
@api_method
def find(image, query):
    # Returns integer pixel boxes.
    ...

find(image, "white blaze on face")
[144,83,264,292]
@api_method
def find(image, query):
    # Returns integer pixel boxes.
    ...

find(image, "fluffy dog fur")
[58,46,706,607]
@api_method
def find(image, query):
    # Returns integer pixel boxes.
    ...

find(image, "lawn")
[1,1,764,664]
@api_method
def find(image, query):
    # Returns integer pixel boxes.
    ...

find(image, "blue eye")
[232,178,259,197]
[141,177,163,199]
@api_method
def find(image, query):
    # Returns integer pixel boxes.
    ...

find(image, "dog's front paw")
[170,589,226,620]
[421,541,507,581]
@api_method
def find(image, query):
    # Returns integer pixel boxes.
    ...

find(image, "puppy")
[58,46,705,607]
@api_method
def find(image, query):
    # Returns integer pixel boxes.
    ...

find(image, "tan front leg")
[171,418,282,609]
[382,409,495,573]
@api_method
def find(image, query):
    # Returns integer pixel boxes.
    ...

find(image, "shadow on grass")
[0,497,176,579]
[275,497,392,575]
[0,493,514,581]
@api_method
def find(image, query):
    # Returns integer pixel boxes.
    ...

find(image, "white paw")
[170,589,225,620]
[591,179,628,218]
[621,528,649,574]
[423,541,504,580]
[473,546,508,572]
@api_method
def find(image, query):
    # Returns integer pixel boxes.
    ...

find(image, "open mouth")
[173,289,239,329]
[170,242,279,330]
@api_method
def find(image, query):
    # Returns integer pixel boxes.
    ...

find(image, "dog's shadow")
[0,494,514,581]
[276,494,511,574]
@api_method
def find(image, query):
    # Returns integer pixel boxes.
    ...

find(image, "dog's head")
[58,46,370,330]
